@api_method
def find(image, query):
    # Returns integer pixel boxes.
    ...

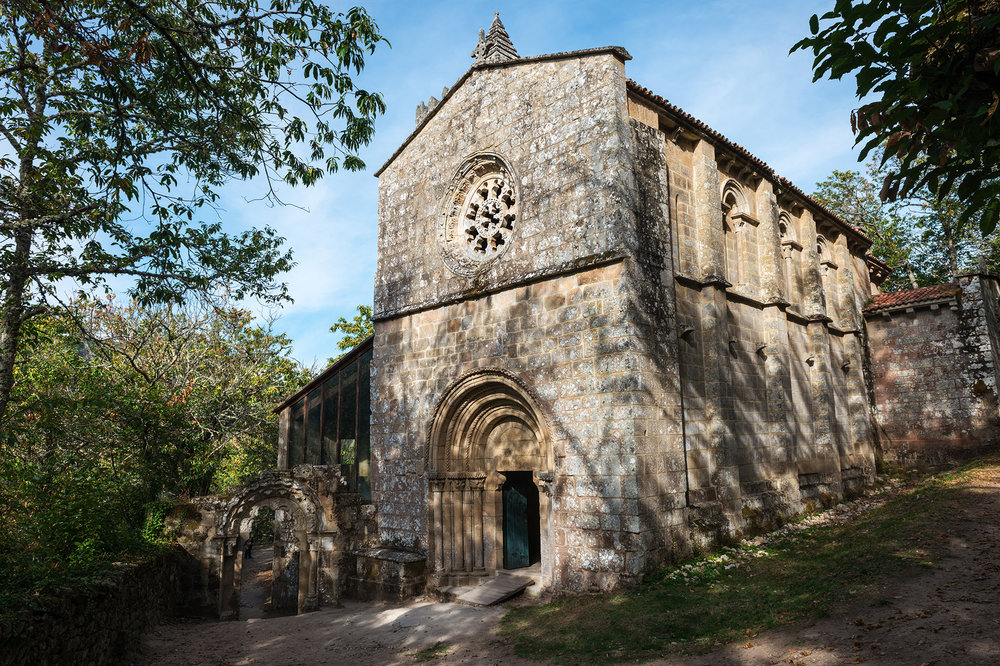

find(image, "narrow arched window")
[778,212,802,307]
[721,180,750,285]
[816,234,839,321]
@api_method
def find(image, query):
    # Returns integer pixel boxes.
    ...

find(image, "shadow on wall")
[370,115,876,595]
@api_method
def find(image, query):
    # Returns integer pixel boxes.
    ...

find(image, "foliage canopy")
[792,0,1000,233]
[327,303,372,364]
[0,299,308,614]
[0,0,386,419]
[814,160,1000,290]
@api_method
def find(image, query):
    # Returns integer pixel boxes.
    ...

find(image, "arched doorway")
[427,369,553,587]
[167,466,362,618]
[219,495,317,619]
[215,469,334,619]
[236,506,276,617]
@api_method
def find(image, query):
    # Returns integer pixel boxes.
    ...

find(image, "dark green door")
[503,481,529,569]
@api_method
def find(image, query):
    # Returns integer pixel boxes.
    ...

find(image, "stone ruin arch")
[166,465,370,619]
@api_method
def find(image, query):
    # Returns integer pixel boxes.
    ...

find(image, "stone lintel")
[731,211,760,227]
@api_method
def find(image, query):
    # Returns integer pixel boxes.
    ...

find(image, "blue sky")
[223,1,863,368]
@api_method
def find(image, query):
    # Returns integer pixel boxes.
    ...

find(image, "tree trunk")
[947,235,959,280]
[905,262,919,289]
[0,229,32,423]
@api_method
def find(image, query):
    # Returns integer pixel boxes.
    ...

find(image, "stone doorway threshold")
[454,573,535,606]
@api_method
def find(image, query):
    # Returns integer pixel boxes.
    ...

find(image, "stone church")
[172,15,1000,614]
[366,13,880,593]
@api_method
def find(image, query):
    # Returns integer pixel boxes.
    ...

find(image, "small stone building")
[273,15,886,597]
[865,273,1000,467]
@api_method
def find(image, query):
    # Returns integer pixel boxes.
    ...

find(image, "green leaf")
[980,200,999,236]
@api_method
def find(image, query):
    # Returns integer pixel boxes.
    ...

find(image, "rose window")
[439,153,520,277]
[462,174,516,259]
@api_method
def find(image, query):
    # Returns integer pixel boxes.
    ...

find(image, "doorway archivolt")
[426,369,553,586]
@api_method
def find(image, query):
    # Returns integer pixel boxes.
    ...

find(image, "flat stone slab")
[455,575,534,606]
[353,547,426,563]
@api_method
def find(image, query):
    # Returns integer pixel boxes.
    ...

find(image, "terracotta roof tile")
[864,283,960,312]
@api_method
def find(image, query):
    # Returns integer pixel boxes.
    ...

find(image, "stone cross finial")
[472,12,519,65]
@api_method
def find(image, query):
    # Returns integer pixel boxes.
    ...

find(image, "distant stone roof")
[472,12,519,64]
[864,283,960,312]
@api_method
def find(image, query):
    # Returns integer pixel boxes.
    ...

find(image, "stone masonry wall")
[651,116,875,547]
[372,51,674,593]
[372,262,676,593]
[0,550,195,666]
[374,51,635,319]
[867,275,1000,467]
[370,47,879,594]
[624,119,688,574]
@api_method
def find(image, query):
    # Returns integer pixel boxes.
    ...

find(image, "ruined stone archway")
[426,369,554,587]
[217,476,319,618]
[167,466,365,619]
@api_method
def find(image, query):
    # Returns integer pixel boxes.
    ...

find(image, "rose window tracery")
[463,173,516,257]
[438,153,520,276]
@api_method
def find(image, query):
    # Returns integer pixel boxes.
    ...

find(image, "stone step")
[455,575,534,606]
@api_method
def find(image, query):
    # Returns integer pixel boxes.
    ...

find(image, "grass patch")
[410,641,450,661]
[500,458,992,663]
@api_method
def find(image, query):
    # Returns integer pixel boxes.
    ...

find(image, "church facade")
[276,16,884,596]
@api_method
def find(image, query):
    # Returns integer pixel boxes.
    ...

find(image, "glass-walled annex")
[276,336,372,499]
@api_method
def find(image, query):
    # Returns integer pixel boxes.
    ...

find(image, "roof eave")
[272,334,374,414]
[625,80,872,250]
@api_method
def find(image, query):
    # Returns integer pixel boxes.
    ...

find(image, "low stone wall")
[348,547,426,601]
[0,548,196,666]
[865,274,1000,468]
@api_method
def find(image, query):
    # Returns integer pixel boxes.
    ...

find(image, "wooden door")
[503,481,529,569]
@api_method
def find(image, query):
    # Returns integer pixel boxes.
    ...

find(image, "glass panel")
[305,388,322,464]
[338,360,358,491]
[322,376,340,466]
[288,399,305,467]
[357,349,372,499]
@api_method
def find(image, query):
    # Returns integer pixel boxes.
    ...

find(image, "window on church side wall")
[289,398,305,467]
[817,234,839,323]
[339,359,358,492]
[306,387,322,464]
[779,212,802,308]
[322,376,339,465]
[723,213,739,283]
[721,180,757,290]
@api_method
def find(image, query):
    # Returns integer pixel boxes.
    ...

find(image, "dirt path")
[137,600,521,665]
[238,546,273,620]
[137,466,1000,665]
[667,465,1000,666]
